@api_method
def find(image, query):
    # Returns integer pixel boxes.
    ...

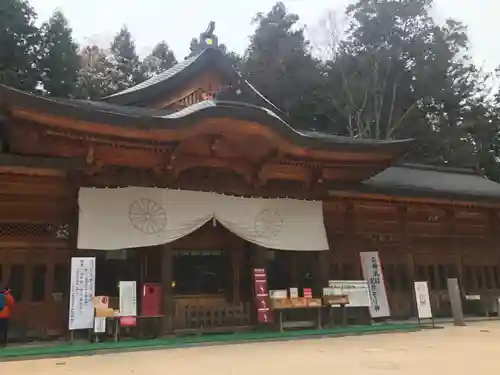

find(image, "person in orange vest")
[0,287,15,347]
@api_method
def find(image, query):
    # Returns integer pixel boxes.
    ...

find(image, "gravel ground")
[2,321,500,374]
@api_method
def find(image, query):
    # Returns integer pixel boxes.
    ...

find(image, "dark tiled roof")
[0,84,414,153]
[103,54,201,99]
[100,48,237,106]
[364,163,500,199]
[299,130,413,145]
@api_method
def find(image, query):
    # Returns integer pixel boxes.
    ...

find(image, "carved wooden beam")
[252,148,278,187]
[208,134,223,158]
[171,153,254,183]
[83,145,104,175]
[258,161,313,187]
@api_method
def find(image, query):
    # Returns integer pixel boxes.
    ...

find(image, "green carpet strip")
[0,323,419,360]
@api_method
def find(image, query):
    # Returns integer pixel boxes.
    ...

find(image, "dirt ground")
[3,321,500,374]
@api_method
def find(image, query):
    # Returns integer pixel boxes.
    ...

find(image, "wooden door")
[461,251,500,315]
[377,251,414,319]
[414,253,456,317]
[0,247,70,338]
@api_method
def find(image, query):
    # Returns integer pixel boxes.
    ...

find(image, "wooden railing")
[173,297,251,330]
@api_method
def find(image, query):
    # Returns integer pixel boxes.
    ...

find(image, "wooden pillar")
[290,253,298,286]
[405,253,416,316]
[161,244,174,334]
[252,245,267,269]
[449,209,464,291]
[232,249,241,303]
[314,250,329,295]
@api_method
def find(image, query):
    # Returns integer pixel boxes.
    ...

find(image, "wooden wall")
[324,198,500,317]
[0,168,499,336]
[0,173,76,337]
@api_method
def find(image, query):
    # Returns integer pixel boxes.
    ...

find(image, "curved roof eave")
[99,48,237,106]
[0,84,415,154]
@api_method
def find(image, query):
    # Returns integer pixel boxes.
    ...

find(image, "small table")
[325,304,348,327]
[274,306,323,333]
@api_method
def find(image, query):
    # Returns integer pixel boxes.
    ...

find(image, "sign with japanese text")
[119,281,137,317]
[69,257,96,330]
[360,252,390,317]
[414,281,433,319]
[325,280,370,307]
[253,268,273,324]
[94,317,106,333]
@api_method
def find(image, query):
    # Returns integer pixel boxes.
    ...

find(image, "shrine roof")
[0,84,414,153]
[362,163,500,200]
[100,48,237,106]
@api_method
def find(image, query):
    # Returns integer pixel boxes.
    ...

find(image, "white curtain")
[78,187,213,250]
[214,194,329,251]
[78,187,329,251]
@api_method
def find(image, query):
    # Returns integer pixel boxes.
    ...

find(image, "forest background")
[2,0,499,180]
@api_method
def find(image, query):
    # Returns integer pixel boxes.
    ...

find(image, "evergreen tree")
[314,0,488,167]
[110,26,143,90]
[242,2,322,122]
[39,10,80,97]
[0,0,40,91]
[76,45,121,99]
[140,41,177,79]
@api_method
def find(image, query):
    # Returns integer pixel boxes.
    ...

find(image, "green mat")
[0,323,419,361]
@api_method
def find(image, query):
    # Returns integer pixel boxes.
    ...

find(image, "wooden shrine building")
[0,25,500,339]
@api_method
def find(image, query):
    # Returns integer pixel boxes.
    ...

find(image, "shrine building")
[0,25,500,338]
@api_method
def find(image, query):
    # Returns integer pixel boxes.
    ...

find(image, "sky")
[31,0,498,73]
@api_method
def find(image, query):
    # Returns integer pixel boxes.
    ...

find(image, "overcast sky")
[31,0,498,72]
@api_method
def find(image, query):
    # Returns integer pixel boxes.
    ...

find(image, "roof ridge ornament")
[199,21,218,50]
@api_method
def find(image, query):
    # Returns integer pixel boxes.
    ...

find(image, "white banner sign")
[414,281,433,319]
[360,251,391,317]
[94,317,106,333]
[325,280,371,307]
[68,257,96,330]
[119,281,137,317]
[78,187,329,251]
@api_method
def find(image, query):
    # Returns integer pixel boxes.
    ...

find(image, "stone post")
[447,278,466,326]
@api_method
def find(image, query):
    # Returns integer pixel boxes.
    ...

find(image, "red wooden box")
[141,283,162,317]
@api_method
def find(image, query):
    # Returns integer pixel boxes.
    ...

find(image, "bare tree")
[329,53,418,140]
[307,9,346,61]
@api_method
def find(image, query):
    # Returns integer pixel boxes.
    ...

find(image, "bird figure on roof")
[199,21,218,49]
[205,21,215,37]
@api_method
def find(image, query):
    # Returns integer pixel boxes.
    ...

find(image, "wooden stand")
[271,298,323,332]
[323,295,350,327]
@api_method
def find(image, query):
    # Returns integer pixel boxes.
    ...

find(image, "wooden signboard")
[253,268,273,324]
[323,295,350,306]
[119,316,137,327]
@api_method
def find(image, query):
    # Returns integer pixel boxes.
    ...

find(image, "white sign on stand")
[94,317,106,333]
[119,281,137,317]
[325,280,371,307]
[360,251,391,318]
[414,281,433,319]
[68,257,96,330]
